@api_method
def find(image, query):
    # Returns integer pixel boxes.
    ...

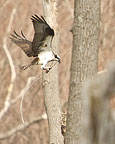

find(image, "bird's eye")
[45,44,47,47]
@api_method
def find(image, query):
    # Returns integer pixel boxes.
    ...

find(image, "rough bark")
[65,0,100,144]
[42,0,64,144]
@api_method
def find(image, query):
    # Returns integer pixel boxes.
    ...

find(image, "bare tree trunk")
[81,63,115,144]
[42,0,64,144]
[65,0,100,144]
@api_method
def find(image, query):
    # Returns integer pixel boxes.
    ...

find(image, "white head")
[53,53,61,63]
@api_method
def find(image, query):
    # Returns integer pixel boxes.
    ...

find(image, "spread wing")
[31,15,54,55]
[10,31,34,57]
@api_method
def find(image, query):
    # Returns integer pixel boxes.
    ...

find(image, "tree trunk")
[81,63,115,144]
[65,0,100,144]
[42,0,64,144]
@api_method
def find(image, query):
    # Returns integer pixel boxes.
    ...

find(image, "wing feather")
[21,30,27,39]
[10,15,54,57]
[10,31,34,57]
[31,15,54,54]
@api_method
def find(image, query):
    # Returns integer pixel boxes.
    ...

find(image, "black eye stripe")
[55,55,58,58]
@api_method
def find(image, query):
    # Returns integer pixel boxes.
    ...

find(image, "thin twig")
[11,77,36,104]
[50,47,71,70]
[0,8,16,120]
[0,113,47,140]
[20,75,42,123]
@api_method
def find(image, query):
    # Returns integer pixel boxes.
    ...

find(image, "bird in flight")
[10,14,60,73]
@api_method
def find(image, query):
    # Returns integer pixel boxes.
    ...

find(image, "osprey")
[10,14,60,72]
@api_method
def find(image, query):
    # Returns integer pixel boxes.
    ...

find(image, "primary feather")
[10,31,34,57]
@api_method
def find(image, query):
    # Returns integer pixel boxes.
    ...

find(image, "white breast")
[38,51,54,65]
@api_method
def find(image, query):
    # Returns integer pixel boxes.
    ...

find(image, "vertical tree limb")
[42,0,64,144]
[0,8,16,120]
[65,0,100,143]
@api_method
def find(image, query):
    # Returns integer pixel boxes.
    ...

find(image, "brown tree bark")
[42,0,64,144]
[65,0,100,144]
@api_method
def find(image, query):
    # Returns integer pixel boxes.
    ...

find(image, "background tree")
[81,62,115,144]
[65,0,100,143]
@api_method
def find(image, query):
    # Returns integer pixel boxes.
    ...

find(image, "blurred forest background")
[0,0,115,143]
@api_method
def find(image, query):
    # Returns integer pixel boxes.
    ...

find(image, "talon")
[42,66,51,73]
[43,67,51,73]
[45,69,49,73]
[45,68,51,73]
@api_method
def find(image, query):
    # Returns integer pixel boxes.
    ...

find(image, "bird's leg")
[21,57,39,70]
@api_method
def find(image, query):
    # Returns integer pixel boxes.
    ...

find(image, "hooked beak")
[54,54,61,63]
[58,58,61,63]
[54,57,60,63]
[56,56,61,63]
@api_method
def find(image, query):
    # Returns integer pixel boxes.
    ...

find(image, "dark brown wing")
[10,31,34,57]
[31,15,54,54]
